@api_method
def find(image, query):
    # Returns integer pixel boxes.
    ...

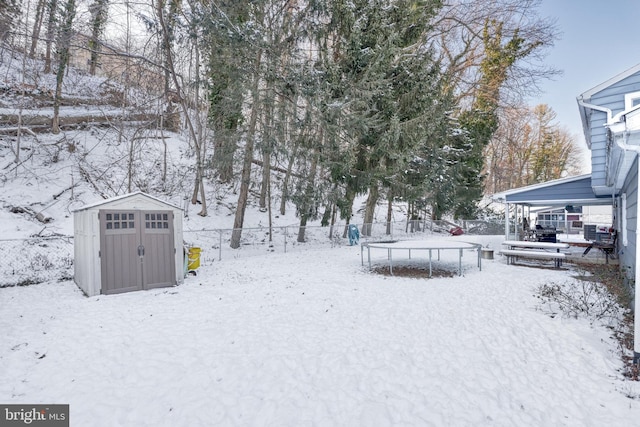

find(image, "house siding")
[620,157,638,283]
[587,71,640,188]
[589,110,608,187]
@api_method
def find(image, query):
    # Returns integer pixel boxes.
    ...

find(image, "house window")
[624,91,640,110]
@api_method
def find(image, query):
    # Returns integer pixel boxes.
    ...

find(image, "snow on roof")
[73,191,182,213]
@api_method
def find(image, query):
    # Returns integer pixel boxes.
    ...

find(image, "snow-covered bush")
[535,279,626,326]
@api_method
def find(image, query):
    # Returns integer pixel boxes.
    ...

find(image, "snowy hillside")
[0,51,329,238]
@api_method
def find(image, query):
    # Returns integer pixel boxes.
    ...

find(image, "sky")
[533,0,640,171]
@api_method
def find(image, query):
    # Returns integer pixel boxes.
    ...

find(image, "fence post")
[218,230,222,261]
[284,227,287,253]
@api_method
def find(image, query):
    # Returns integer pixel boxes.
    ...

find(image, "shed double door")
[99,210,176,295]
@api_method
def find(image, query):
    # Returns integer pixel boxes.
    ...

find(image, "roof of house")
[578,62,640,102]
[577,62,640,148]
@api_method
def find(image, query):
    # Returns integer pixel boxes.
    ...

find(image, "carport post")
[505,203,510,240]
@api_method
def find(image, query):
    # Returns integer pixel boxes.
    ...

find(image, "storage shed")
[73,192,184,296]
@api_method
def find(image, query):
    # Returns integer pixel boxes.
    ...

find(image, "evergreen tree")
[0,0,18,43]
[311,0,445,227]
[204,1,253,183]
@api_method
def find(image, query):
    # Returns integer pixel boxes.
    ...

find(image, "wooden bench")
[500,240,569,268]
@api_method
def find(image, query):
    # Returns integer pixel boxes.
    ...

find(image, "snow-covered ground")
[2,234,640,426]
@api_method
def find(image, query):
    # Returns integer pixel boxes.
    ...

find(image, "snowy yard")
[2,238,640,426]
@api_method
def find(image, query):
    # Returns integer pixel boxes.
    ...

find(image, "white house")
[578,62,640,362]
[73,192,184,296]
[493,63,640,362]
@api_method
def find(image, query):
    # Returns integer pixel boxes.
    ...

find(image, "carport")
[492,174,614,240]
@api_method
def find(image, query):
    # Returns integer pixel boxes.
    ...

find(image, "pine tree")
[0,0,18,42]
[204,1,252,183]
[311,0,446,229]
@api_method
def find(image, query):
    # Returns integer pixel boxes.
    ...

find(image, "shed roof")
[73,191,182,213]
[492,174,614,206]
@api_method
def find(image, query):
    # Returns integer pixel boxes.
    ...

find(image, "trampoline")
[361,240,483,277]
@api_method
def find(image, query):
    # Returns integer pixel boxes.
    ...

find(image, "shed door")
[100,210,176,294]
[141,211,175,290]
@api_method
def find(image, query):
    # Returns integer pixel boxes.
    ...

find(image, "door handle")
[138,245,145,258]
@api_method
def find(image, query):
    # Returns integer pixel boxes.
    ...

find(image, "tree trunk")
[328,203,337,239]
[259,79,275,210]
[52,0,76,134]
[320,203,332,227]
[88,0,109,76]
[260,148,271,210]
[386,192,393,235]
[197,128,208,217]
[267,170,273,243]
[362,182,379,237]
[30,0,47,58]
[230,51,262,249]
[297,215,308,243]
[341,188,356,238]
[44,0,59,74]
[212,132,236,183]
[156,0,208,216]
[193,34,207,217]
[297,153,318,243]
[279,142,299,216]
[127,129,137,192]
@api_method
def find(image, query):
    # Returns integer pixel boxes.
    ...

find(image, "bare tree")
[230,49,262,249]
[29,0,47,56]
[43,0,59,73]
[155,0,208,215]
[484,104,583,193]
[51,0,77,134]
[431,0,560,108]
[87,0,109,75]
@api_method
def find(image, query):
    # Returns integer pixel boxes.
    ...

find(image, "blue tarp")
[348,224,360,246]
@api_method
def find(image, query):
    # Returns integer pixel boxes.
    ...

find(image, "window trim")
[624,91,640,110]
